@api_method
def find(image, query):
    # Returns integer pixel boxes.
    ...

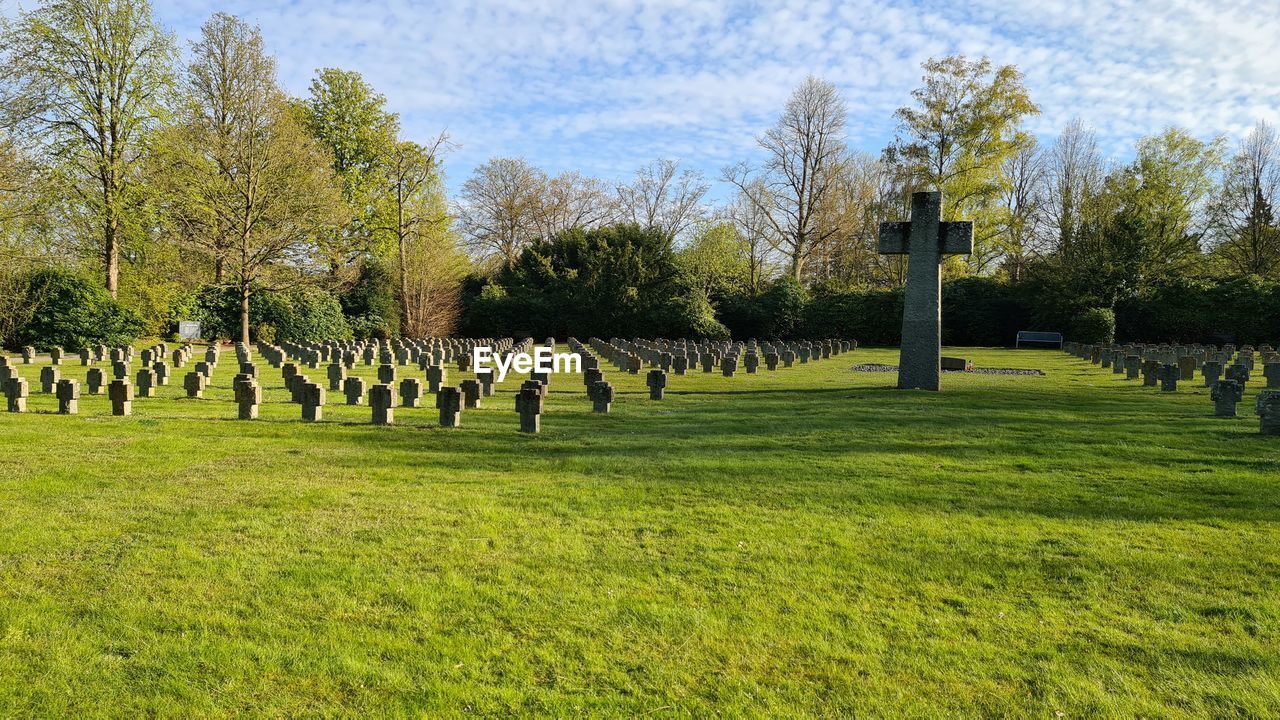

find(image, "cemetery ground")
[0,346,1278,717]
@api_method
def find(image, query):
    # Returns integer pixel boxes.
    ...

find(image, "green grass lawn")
[1,346,1278,717]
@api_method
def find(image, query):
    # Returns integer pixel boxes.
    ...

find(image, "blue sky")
[21,0,1280,200]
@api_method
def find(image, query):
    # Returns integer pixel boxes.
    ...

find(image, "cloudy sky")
[62,1,1280,197]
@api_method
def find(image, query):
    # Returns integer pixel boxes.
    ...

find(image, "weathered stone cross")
[879,191,973,391]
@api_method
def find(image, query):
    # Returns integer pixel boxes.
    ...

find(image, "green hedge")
[11,268,144,351]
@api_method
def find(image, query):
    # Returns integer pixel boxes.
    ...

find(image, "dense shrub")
[1072,307,1116,344]
[460,224,704,339]
[12,268,144,351]
[183,284,351,342]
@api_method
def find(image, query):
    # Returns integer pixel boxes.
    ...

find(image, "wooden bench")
[1016,331,1063,349]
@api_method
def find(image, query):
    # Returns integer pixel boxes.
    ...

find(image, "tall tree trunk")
[103,183,120,298]
[398,198,411,337]
[239,279,251,345]
[214,254,225,284]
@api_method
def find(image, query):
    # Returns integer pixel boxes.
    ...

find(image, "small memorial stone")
[515,385,543,433]
[344,376,366,406]
[55,378,79,414]
[1258,391,1280,435]
[327,362,346,391]
[646,369,667,400]
[1158,364,1178,392]
[1203,360,1223,388]
[1264,362,1280,390]
[153,361,170,386]
[86,368,105,394]
[426,366,446,393]
[476,370,496,397]
[108,379,133,416]
[183,371,207,399]
[721,356,738,378]
[588,380,614,413]
[370,384,396,425]
[1211,379,1244,417]
[234,376,261,420]
[301,382,325,422]
[4,377,28,412]
[377,363,396,384]
[436,386,462,427]
[136,368,157,398]
[1177,355,1196,381]
[39,365,59,394]
[399,377,424,408]
[460,379,482,409]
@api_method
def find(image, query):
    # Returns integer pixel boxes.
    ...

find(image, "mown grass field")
[0,346,1278,717]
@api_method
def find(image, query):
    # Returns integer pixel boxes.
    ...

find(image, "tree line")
[3,0,1278,348]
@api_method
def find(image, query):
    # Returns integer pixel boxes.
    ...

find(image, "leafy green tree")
[0,0,176,297]
[676,221,750,299]
[1109,127,1225,281]
[891,55,1039,273]
[298,68,399,274]
[154,13,346,343]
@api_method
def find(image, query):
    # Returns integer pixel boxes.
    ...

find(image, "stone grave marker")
[56,378,79,414]
[39,366,59,394]
[460,379,482,409]
[1211,379,1244,417]
[4,377,28,412]
[370,384,396,425]
[437,386,462,427]
[184,371,207,399]
[136,368,157,398]
[302,382,325,422]
[108,379,133,416]
[344,376,366,406]
[400,378,424,408]
[646,369,667,400]
[589,380,614,413]
[234,376,261,420]
[515,385,543,433]
[878,191,973,391]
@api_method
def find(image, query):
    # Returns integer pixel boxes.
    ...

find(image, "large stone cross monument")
[879,191,973,391]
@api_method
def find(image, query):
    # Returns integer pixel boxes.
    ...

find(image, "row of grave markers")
[1062,340,1280,434]
[1,335,855,432]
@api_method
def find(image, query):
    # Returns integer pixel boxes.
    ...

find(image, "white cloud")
[142,0,1280,197]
